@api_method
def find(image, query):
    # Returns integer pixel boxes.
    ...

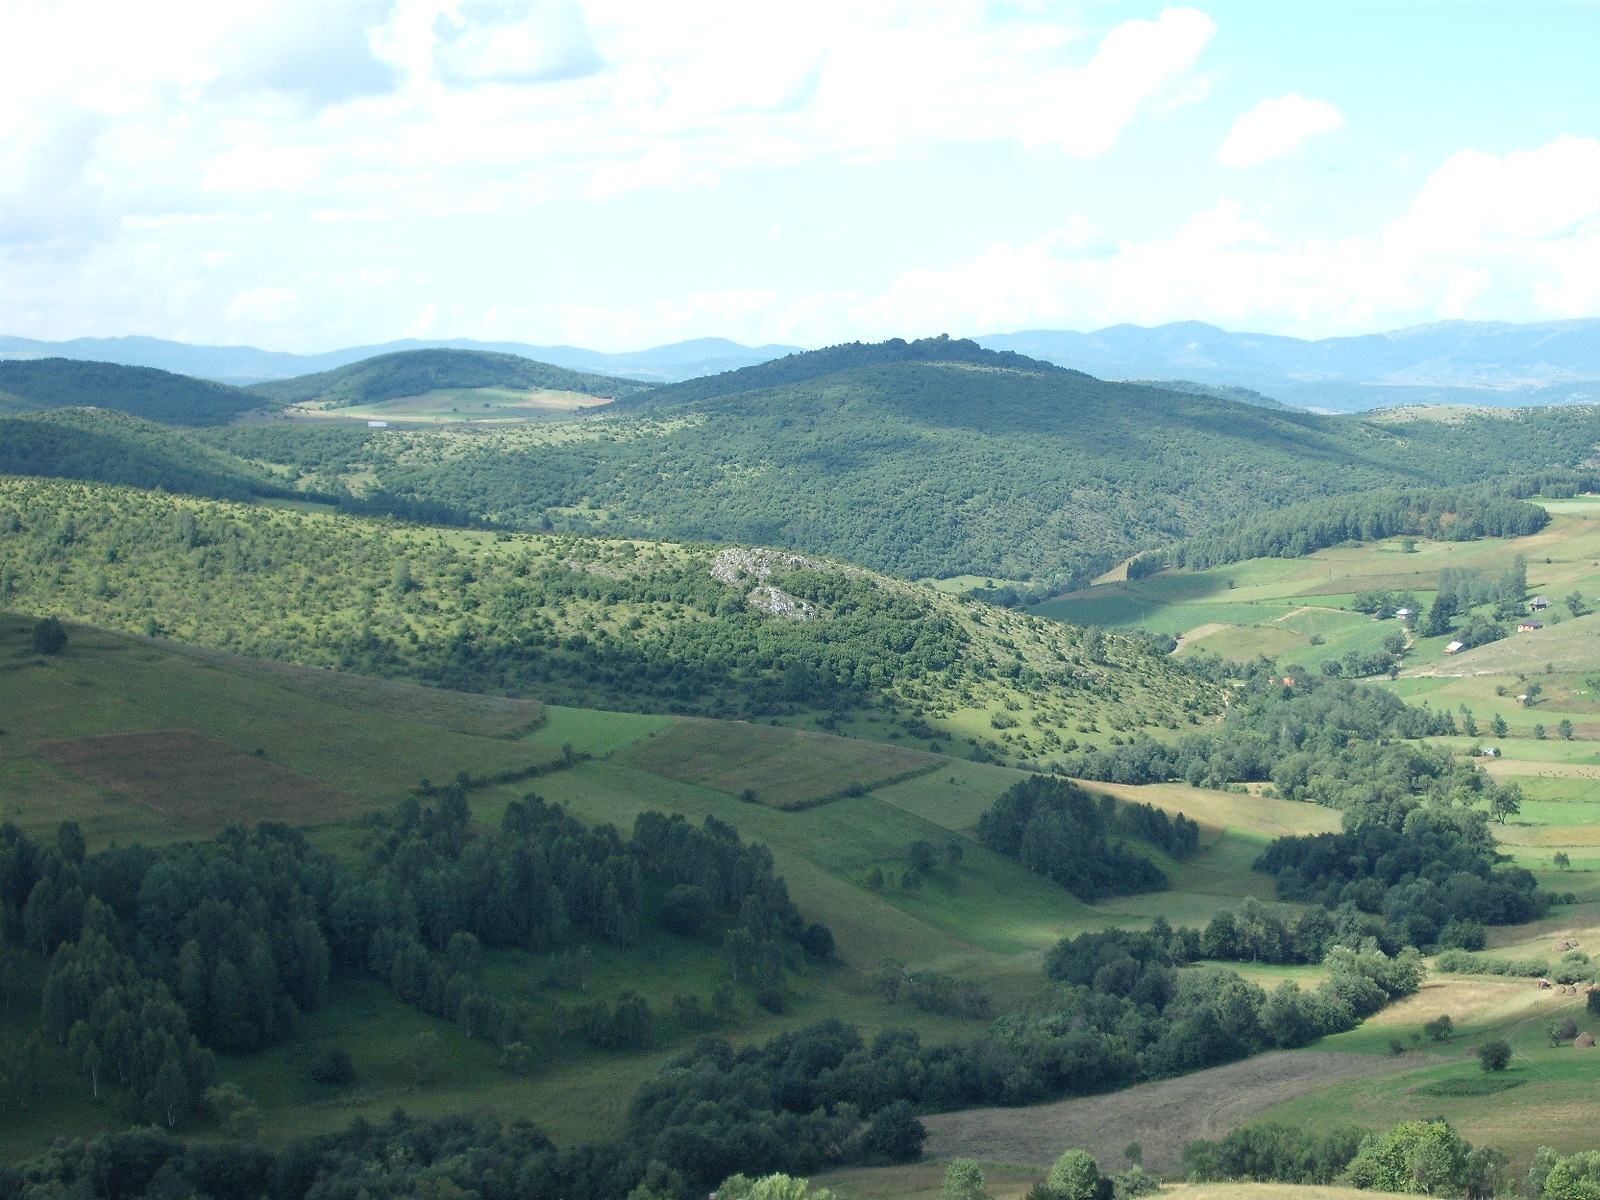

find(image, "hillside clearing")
[160,638,546,737]
[919,1051,1409,1176]
[37,729,369,832]
[818,1167,1376,1200]
[616,717,942,808]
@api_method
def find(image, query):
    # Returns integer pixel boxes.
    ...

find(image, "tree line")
[0,789,831,1121]
[1255,798,1545,947]
[1183,1118,1516,1197]
[1059,664,1463,792]
[1132,485,1551,576]
[3,844,1431,1194]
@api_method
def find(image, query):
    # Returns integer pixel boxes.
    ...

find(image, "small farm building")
[1530,596,1552,611]
[1518,619,1544,632]
[1444,641,1465,654]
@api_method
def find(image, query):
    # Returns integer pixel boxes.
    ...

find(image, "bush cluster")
[975,775,1199,900]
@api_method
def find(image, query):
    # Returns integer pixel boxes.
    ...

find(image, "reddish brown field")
[617,717,941,809]
[38,729,372,833]
[159,642,544,738]
[919,1051,1410,1177]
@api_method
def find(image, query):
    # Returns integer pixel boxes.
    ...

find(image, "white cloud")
[205,142,319,193]
[1021,7,1216,155]
[0,2,1217,240]
[822,135,1600,342]
[226,286,301,325]
[1217,93,1344,167]
[433,1,603,86]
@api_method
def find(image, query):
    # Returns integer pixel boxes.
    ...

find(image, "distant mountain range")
[4,318,1600,410]
[975,318,1600,411]
[0,335,803,386]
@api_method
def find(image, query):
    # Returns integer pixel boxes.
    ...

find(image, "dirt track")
[920,1051,1409,1176]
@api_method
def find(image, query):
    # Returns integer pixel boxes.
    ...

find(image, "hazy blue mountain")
[10,319,1600,409]
[976,318,1600,411]
[0,334,802,386]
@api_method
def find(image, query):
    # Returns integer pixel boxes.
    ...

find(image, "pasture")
[36,729,367,834]
[285,385,614,426]
[1037,497,1600,683]
[816,1168,1375,1200]
[616,717,942,808]
[0,613,556,844]
[919,1051,1412,1176]
[9,607,1596,1170]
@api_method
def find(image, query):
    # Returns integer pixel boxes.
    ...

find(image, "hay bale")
[1574,1032,1595,1048]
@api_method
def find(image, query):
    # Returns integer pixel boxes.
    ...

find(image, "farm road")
[921,1051,1408,1176]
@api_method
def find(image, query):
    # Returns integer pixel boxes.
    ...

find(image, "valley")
[2,341,1599,1200]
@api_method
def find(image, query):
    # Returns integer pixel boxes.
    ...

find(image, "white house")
[1529,595,1552,611]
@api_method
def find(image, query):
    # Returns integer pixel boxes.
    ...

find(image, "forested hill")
[0,408,282,501]
[245,348,650,406]
[0,475,1218,754]
[0,358,264,426]
[275,351,1600,591]
[624,333,1065,407]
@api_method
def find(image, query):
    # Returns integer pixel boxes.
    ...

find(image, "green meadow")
[7,499,1600,1174]
[0,612,1333,1159]
[286,385,613,426]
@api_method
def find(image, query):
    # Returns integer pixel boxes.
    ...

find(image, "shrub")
[31,616,66,654]
[407,1032,445,1086]
[860,1100,925,1163]
[1477,1039,1512,1072]
[755,986,786,1014]
[203,1083,262,1138]
[306,1045,356,1086]
[939,1159,990,1200]
[498,1042,537,1075]
[1047,1150,1105,1200]
[717,1174,835,1200]
[1423,1015,1454,1043]
[801,923,836,961]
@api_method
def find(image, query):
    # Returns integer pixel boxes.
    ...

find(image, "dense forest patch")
[201,345,1600,589]
[0,409,282,499]
[0,359,266,426]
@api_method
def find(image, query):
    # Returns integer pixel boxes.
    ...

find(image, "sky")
[4,0,1600,353]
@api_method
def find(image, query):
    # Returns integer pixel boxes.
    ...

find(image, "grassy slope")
[1255,916,1600,1163]
[0,475,1218,763]
[1039,499,1600,891]
[6,613,1584,1171]
[0,614,1327,1159]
